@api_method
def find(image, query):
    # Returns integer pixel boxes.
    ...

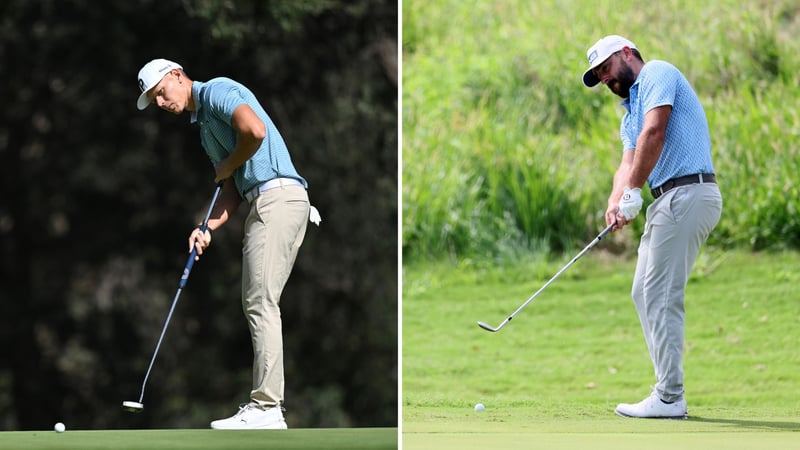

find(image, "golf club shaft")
[180,182,224,288]
[478,224,613,332]
[136,181,224,403]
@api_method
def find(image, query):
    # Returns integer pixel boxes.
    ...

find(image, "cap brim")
[137,91,152,110]
[583,69,600,87]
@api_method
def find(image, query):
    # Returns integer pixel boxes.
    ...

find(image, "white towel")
[309,206,322,226]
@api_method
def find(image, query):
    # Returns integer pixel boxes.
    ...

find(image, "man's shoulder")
[205,76,240,86]
[200,77,246,93]
[642,60,680,76]
[638,60,687,90]
[197,77,255,108]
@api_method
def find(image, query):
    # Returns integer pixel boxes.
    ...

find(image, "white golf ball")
[474,403,485,411]
[54,422,66,433]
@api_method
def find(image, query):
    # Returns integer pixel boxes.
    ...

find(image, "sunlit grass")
[403,0,800,260]
[402,251,800,416]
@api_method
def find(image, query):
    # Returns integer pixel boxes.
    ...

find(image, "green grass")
[403,430,800,450]
[0,428,397,450]
[402,250,800,448]
[402,0,800,259]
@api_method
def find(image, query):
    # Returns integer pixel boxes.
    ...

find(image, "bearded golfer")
[582,36,722,419]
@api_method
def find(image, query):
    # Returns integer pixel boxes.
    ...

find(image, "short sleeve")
[639,62,679,113]
[206,84,246,124]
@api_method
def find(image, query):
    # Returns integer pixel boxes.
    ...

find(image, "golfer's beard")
[609,65,636,99]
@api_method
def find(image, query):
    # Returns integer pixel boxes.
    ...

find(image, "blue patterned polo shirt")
[619,60,715,188]
[191,78,307,197]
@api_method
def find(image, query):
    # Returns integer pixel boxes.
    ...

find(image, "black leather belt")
[651,173,716,199]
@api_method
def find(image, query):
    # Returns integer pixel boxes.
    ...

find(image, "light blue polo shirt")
[191,78,307,197]
[620,60,715,188]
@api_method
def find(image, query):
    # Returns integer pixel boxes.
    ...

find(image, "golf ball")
[474,403,485,411]
[54,422,66,433]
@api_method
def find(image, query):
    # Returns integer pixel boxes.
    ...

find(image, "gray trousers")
[631,182,722,403]
[242,185,309,408]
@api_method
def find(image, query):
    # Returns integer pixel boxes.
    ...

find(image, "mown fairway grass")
[0,428,397,450]
[402,250,800,449]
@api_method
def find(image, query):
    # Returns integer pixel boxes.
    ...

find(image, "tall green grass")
[403,0,800,261]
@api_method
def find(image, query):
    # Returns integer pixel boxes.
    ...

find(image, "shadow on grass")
[690,416,800,432]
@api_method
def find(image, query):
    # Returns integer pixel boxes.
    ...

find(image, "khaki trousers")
[631,182,722,403]
[242,184,309,408]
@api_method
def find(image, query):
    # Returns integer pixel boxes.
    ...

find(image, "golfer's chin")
[160,105,183,115]
[607,82,630,99]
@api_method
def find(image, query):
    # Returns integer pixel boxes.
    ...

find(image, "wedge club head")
[477,320,502,332]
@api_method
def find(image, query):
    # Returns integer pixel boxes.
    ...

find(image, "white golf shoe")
[615,390,688,419]
[210,403,288,430]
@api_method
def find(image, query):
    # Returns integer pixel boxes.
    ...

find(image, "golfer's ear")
[620,46,633,59]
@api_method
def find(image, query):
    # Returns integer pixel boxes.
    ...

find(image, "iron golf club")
[123,181,224,413]
[478,224,614,332]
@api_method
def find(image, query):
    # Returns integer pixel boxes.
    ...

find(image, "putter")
[478,224,614,332]
[123,181,224,413]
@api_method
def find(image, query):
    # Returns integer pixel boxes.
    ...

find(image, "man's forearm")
[627,128,663,189]
[609,150,634,206]
[626,105,671,189]
[204,181,242,231]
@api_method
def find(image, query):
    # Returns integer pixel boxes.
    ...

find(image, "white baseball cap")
[582,35,637,87]
[136,59,183,110]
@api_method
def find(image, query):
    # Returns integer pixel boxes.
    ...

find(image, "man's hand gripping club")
[614,186,643,229]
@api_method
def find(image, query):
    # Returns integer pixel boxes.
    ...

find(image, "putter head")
[122,401,144,413]
[477,321,499,332]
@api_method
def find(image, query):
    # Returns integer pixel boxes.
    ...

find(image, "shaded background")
[0,0,397,429]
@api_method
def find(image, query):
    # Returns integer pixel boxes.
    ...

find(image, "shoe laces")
[233,403,258,418]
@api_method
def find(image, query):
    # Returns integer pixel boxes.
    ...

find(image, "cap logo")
[588,50,598,64]
[138,78,145,92]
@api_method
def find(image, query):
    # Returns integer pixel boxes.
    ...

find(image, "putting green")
[403,413,800,450]
[403,432,799,450]
[0,428,397,450]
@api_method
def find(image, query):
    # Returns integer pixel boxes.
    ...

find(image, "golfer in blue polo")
[136,58,320,429]
[582,36,722,419]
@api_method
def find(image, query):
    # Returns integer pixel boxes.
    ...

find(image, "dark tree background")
[0,0,397,430]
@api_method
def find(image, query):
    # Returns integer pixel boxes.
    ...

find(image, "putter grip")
[180,223,210,289]
[178,181,223,289]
